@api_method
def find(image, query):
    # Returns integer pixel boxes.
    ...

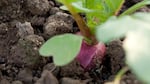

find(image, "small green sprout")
[39,0,150,71]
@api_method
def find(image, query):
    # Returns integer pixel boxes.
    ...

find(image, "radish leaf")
[96,13,150,43]
[39,34,83,66]
[96,12,150,83]
[57,0,124,32]
[124,28,150,83]
[120,0,150,16]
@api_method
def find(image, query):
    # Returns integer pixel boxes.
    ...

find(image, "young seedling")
[39,0,150,70]
[39,0,123,70]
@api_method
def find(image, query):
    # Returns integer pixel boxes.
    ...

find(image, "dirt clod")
[60,77,91,84]
[107,40,125,74]
[121,73,142,84]
[11,81,23,84]
[35,70,59,84]
[44,12,74,39]
[60,60,88,79]
[10,34,44,68]
[17,68,33,84]
[16,22,34,38]
[43,63,60,76]
[26,0,51,15]
[31,16,46,26]
[49,7,60,15]
[0,78,10,84]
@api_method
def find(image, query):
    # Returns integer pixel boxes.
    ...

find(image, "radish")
[76,41,106,70]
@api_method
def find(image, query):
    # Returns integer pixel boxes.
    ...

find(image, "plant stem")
[64,1,97,45]
[120,0,150,17]
[114,66,129,84]
[115,0,125,16]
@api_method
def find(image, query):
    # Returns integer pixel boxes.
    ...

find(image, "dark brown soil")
[0,0,149,84]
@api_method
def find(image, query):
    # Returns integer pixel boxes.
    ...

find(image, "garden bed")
[0,0,149,84]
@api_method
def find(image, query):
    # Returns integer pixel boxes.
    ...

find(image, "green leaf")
[85,0,124,32]
[72,1,95,13]
[59,0,95,13]
[104,0,125,15]
[86,0,124,22]
[39,34,83,66]
[57,0,124,30]
[96,12,150,43]
[124,28,150,83]
[60,5,68,10]
[57,0,79,4]
[120,0,150,16]
[96,12,150,83]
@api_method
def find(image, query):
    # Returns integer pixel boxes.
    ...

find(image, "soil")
[0,0,149,84]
